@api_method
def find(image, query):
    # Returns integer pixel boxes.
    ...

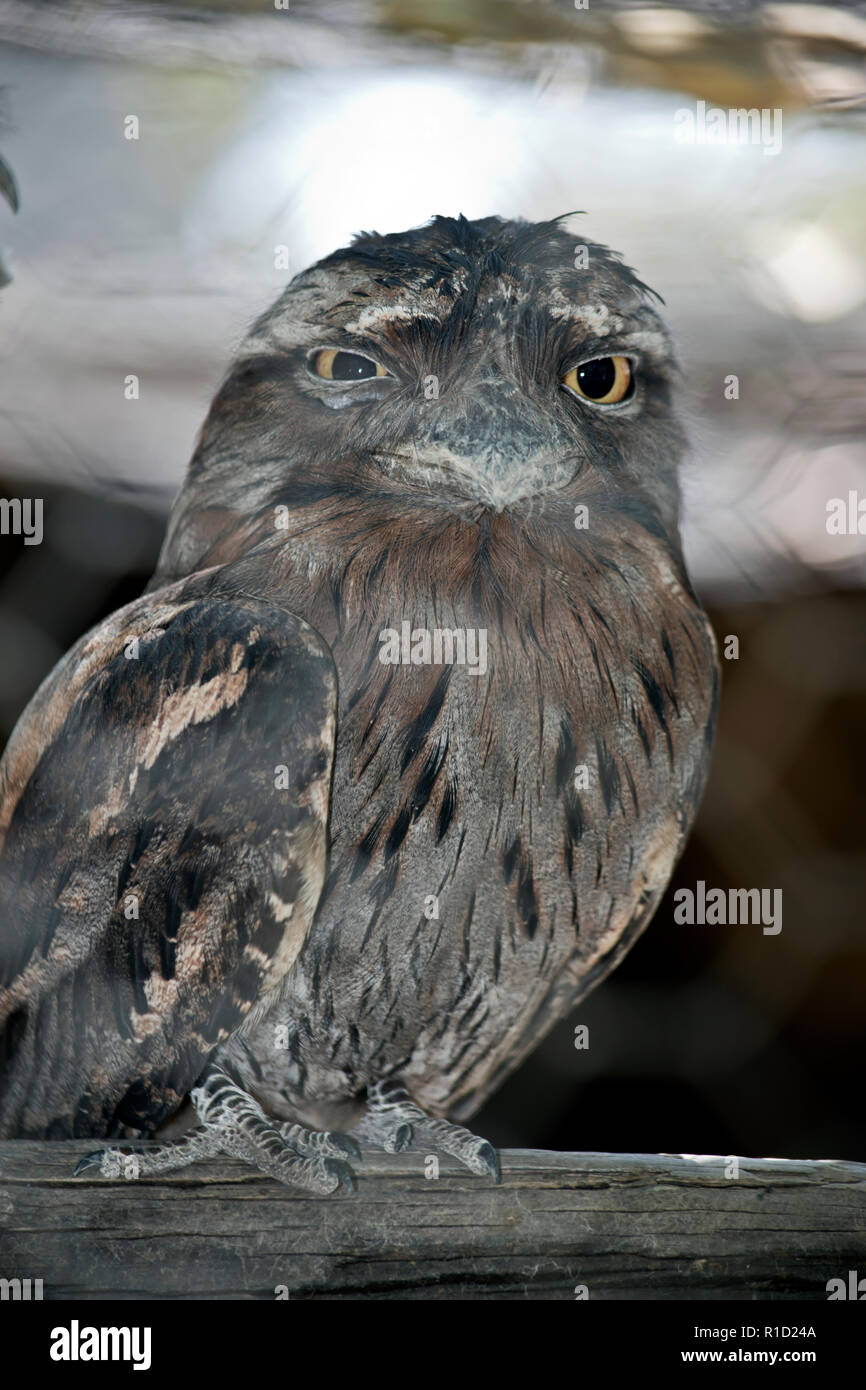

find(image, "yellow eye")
[561,355,633,405]
[312,349,389,381]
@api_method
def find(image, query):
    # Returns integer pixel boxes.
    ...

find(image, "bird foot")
[73,1070,498,1191]
[73,1064,358,1194]
[350,1080,500,1182]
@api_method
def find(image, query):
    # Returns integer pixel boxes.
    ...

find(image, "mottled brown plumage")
[0,215,718,1188]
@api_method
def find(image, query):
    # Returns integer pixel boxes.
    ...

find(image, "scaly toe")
[73,1147,140,1180]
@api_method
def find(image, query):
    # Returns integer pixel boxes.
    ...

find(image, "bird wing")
[0,573,336,1138]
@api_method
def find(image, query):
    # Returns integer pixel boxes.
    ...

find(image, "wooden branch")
[1,1142,864,1299]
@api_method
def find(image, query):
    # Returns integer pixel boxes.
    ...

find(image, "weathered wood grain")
[0,1143,863,1300]
[1,1145,866,1295]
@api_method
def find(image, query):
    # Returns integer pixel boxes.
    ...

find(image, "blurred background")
[0,0,863,1162]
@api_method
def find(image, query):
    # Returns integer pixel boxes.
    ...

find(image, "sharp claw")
[456,1140,500,1181]
[331,1131,362,1160]
[73,1152,103,1177]
[324,1158,357,1193]
[392,1122,413,1152]
[479,1141,501,1184]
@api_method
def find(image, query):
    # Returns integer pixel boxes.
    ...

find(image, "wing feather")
[0,574,336,1138]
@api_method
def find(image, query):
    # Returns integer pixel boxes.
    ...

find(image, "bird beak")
[407,391,577,510]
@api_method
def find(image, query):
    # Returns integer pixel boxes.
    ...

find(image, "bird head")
[156,215,688,590]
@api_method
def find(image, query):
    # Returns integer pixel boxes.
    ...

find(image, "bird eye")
[312,349,389,381]
[561,355,633,405]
